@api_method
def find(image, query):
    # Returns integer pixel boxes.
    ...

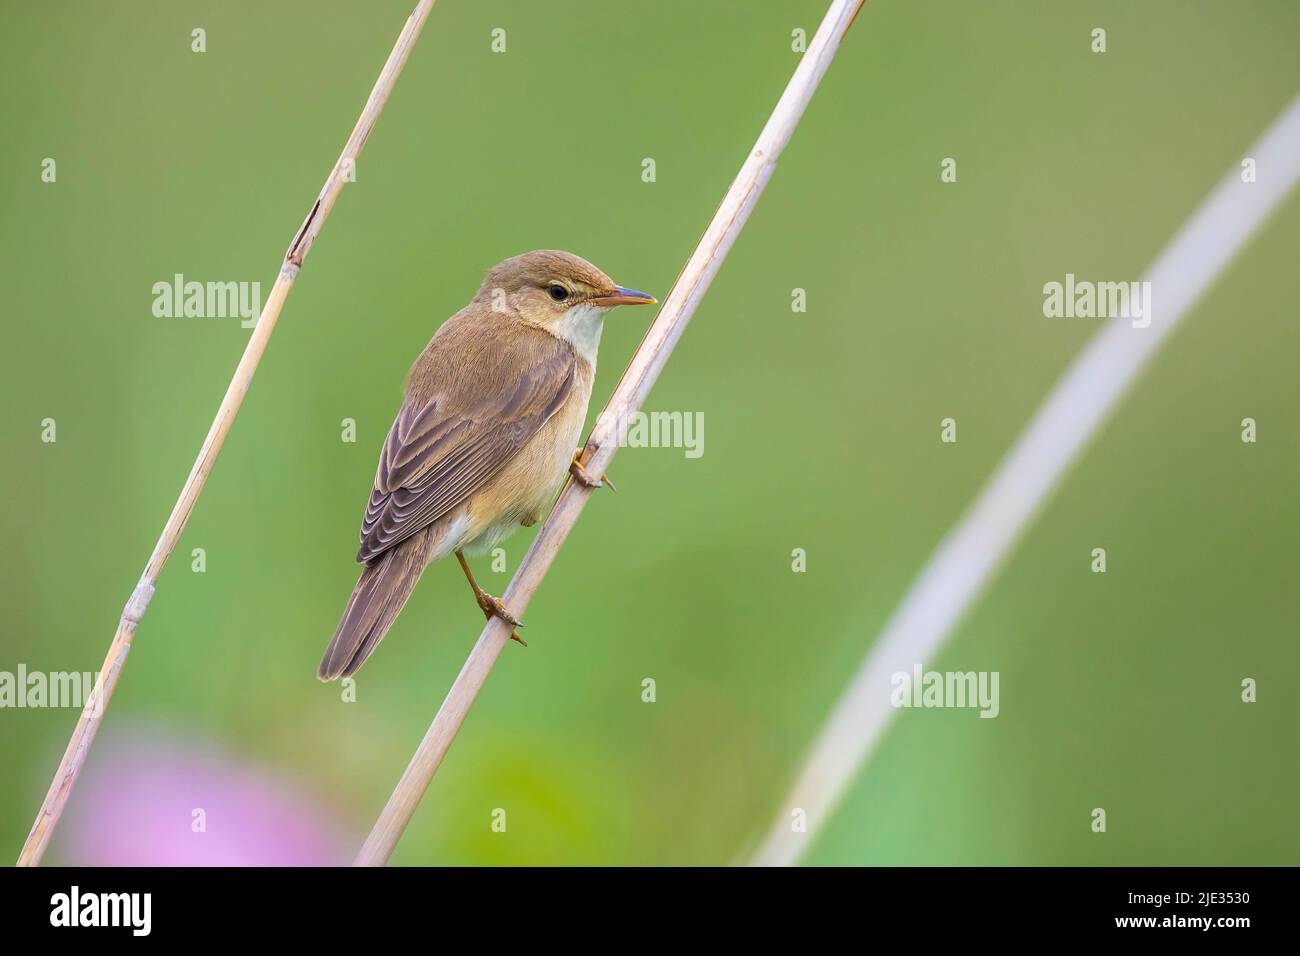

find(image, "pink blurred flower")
[63,726,348,866]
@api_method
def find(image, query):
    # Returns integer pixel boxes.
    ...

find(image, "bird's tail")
[319,535,429,681]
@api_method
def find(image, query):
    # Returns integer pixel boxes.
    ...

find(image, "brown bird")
[318,250,656,680]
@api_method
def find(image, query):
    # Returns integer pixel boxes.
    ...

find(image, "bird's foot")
[475,590,527,645]
[570,450,616,492]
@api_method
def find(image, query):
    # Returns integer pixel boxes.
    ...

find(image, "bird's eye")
[547,283,569,302]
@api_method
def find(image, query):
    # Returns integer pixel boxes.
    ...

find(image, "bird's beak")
[590,286,658,308]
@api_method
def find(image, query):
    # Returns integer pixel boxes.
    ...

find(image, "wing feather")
[355,316,576,564]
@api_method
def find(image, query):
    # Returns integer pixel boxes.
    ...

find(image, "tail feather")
[319,534,429,681]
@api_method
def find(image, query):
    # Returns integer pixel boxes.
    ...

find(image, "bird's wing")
[356,318,577,563]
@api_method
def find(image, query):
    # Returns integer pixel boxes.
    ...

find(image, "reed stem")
[353,0,869,867]
[16,0,438,867]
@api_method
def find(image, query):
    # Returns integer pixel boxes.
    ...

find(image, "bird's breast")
[462,357,596,551]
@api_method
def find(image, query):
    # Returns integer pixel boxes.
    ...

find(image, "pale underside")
[359,303,606,569]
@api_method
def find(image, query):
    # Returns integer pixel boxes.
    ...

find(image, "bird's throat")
[553,303,607,363]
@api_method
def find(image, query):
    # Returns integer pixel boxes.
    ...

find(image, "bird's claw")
[570,451,616,492]
[475,591,526,645]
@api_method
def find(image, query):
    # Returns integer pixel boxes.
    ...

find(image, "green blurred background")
[2,0,1297,865]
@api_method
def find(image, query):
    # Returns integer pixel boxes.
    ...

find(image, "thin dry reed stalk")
[748,91,1300,867]
[353,0,869,867]
[16,0,438,867]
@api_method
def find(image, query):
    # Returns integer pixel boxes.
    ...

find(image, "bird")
[318,250,657,680]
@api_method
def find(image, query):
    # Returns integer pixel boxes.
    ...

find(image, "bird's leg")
[454,550,526,646]
[570,448,616,492]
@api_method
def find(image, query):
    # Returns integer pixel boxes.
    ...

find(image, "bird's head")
[475,250,656,357]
